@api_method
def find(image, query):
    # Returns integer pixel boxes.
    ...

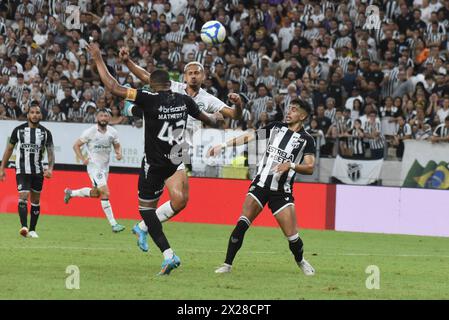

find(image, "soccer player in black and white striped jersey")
[209,99,316,276]
[0,105,54,238]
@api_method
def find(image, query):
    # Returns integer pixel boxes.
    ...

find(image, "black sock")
[30,204,40,231]
[288,235,304,263]
[18,200,28,228]
[139,208,170,252]
[224,217,250,265]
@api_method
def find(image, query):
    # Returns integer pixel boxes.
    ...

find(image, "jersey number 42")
[157,120,186,145]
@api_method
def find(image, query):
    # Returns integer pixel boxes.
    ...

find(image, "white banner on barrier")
[0,120,144,168]
[0,121,252,170]
[331,155,384,185]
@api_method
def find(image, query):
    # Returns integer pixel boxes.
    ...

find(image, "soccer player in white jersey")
[208,99,316,276]
[63,109,125,233]
[119,47,244,251]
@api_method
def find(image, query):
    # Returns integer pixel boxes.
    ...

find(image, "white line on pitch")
[1,246,449,258]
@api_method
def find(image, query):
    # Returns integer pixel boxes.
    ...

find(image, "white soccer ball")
[200,21,226,45]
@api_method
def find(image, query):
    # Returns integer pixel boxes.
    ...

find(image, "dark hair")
[291,98,311,116]
[445,115,449,122]
[150,69,170,84]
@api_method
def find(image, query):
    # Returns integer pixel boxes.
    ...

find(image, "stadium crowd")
[0,0,449,160]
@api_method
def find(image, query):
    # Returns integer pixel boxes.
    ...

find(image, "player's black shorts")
[16,174,44,193]
[247,181,295,215]
[138,159,185,202]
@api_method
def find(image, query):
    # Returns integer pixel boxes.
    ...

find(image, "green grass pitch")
[1,213,449,299]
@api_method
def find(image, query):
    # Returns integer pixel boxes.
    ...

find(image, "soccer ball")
[200,21,226,45]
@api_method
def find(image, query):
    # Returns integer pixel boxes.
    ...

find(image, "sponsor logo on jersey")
[20,143,40,153]
[290,135,305,149]
[266,146,294,162]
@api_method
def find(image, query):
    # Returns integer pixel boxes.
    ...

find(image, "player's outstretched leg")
[64,187,92,203]
[274,205,315,276]
[215,194,262,273]
[139,206,180,275]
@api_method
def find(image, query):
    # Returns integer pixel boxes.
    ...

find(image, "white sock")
[138,220,148,232]
[156,201,176,223]
[163,248,174,260]
[71,187,92,197]
[101,200,117,226]
[138,201,176,232]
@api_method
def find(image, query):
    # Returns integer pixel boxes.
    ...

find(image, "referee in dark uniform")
[0,104,55,238]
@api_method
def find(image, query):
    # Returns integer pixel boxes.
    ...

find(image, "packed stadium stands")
[0,0,448,162]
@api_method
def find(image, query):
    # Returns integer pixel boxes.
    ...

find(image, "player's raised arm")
[119,47,151,84]
[87,43,134,100]
[207,131,256,158]
[219,93,243,120]
[195,111,224,128]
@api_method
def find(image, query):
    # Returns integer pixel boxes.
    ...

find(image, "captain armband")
[126,88,137,101]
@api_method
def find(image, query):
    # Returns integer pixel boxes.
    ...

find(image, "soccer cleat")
[215,263,232,274]
[112,223,125,233]
[28,231,39,238]
[132,223,149,252]
[298,258,315,276]
[158,254,181,276]
[19,227,29,238]
[64,188,72,204]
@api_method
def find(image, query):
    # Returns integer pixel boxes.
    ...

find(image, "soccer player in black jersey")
[0,105,55,238]
[87,42,222,275]
[208,99,317,276]
[119,47,243,252]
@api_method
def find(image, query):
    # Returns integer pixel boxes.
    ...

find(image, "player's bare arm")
[119,46,151,84]
[196,111,224,128]
[220,93,243,120]
[73,139,89,165]
[87,43,131,99]
[275,154,315,175]
[114,142,122,161]
[207,131,256,157]
[0,143,15,181]
[44,144,55,179]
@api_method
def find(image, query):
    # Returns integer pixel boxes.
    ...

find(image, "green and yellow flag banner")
[403,160,449,189]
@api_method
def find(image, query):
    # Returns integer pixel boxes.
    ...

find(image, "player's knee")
[18,193,29,201]
[90,188,100,197]
[99,189,110,198]
[171,193,188,212]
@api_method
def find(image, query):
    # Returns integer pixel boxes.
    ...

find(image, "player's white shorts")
[87,167,109,188]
